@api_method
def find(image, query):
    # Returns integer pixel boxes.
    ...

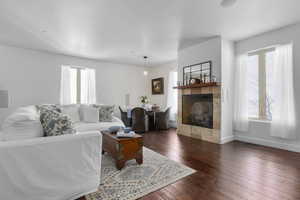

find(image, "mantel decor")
[183,61,213,85]
[173,82,218,90]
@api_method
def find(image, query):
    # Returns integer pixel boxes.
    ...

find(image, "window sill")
[249,118,271,124]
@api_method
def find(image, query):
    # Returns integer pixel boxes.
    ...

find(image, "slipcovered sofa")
[0,104,124,200]
[0,131,102,200]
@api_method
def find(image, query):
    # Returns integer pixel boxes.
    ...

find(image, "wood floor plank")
[78,129,300,200]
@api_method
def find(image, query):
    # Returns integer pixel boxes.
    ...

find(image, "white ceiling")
[0,0,300,66]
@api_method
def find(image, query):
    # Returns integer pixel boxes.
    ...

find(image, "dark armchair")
[155,107,170,130]
[119,106,131,127]
[131,107,147,133]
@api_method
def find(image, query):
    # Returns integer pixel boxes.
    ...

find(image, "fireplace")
[182,94,213,129]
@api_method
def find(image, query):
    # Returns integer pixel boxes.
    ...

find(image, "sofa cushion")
[74,116,124,132]
[40,107,76,136]
[79,105,99,123]
[93,105,115,122]
[2,106,39,126]
[60,104,80,123]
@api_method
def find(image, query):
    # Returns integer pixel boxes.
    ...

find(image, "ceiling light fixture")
[143,56,148,76]
[220,0,237,7]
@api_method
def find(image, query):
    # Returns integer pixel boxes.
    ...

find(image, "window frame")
[248,47,275,121]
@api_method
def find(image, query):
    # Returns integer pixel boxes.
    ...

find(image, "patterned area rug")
[85,147,196,200]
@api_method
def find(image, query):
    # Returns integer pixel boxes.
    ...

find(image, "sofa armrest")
[0,131,101,147]
[112,116,125,126]
[0,132,102,200]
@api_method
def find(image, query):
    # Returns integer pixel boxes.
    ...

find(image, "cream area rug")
[85,147,196,200]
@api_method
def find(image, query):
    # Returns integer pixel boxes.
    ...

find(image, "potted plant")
[140,96,149,107]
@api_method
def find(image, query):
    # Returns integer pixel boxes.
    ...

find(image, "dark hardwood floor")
[80,129,300,200]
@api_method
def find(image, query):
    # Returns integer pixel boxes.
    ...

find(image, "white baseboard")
[235,135,300,153]
[220,135,235,144]
[173,127,300,152]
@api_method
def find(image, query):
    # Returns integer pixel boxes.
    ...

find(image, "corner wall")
[220,39,235,144]
[178,37,222,83]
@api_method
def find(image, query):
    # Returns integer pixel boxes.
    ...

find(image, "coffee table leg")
[136,153,143,165]
[116,160,125,170]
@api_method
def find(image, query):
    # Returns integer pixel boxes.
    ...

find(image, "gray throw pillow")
[39,107,76,137]
[93,104,115,122]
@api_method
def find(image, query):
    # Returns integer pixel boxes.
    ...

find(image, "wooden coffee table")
[102,131,143,170]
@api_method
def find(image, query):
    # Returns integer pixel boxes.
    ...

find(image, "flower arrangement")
[140,96,149,104]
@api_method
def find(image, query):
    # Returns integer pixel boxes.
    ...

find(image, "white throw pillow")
[1,105,43,141]
[60,104,80,123]
[2,106,39,127]
[17,105,39,115]
[80,105,99,123]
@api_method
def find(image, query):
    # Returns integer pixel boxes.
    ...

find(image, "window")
[60,66,96,105]
[68,67,78,104]
[247,48,275,120]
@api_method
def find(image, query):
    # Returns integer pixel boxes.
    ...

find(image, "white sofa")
[0,131,102,200]
[0,105,124,200]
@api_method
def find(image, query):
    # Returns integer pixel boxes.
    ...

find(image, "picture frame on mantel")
[152,77,164,95]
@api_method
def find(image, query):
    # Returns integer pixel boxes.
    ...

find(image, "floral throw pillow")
[37,104,61,113]
[39,107,76,137]
[93,105,115,122]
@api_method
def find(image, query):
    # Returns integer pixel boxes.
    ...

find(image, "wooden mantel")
[173,82,219,90]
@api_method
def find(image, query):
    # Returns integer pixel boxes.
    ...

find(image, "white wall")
[220,39,235,143]
[0,44,148,124]
[235,23,300,152]
[147,61,177,108]
[178,37,222,82]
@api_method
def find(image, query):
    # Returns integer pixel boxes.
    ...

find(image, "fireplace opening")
[182,94,213,129]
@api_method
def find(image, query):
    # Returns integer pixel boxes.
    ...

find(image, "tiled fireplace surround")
[177,86,221,144]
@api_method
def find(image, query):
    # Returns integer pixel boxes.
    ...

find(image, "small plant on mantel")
[140,96,149,106]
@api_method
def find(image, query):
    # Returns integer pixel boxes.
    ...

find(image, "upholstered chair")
[119,106,131,127]
[131,107,147,133]
[155,107,170,130]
